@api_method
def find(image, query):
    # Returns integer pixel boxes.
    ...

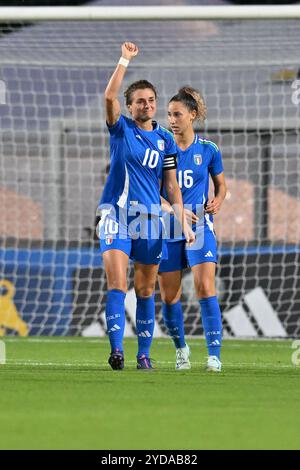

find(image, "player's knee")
[135,286,155,298]
[195,280,215,299]
[160,290,180,305]
[107,279,127,292]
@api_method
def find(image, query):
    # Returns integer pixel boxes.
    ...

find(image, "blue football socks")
[162,301,186,349]
[105,289,126,353]
[199,296,222,359]
[136,295,155,358]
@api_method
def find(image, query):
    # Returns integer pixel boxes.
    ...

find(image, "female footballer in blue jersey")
[159,86,227,372]
[98,43,195,370]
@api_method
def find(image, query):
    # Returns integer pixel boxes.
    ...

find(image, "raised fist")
[121,42,139,60]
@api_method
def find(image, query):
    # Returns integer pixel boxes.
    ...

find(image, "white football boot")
[175,344,191,370]
[206,355,222,372]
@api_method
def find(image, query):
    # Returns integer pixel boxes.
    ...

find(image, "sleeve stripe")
[199,138,220,152]
[163,163,177,171]
[163,166,177,171]
[163,154,177,164]
[164,153,177,159]
[163,162,177,168]
[163,153,177,170]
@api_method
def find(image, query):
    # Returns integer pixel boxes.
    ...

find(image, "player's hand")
[121,42,139,60]
[183,221,196,247]
[184,208,199,225]
[205,197,222,215]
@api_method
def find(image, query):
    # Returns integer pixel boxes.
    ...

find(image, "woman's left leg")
[134,262,159,367]
[191,262,223,370]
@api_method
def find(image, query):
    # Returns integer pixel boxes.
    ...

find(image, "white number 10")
[142,149,159,169]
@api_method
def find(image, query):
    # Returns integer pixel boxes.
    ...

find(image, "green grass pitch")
[0,337,299,450]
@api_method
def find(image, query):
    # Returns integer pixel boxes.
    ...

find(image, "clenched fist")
[121,42,139,60]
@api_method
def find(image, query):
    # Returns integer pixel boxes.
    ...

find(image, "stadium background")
[0,0,300,338]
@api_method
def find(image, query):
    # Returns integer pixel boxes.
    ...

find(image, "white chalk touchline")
[2,338,292,349]
[1,360,295,369]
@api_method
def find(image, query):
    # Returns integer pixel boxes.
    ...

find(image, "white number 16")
[178,170,194,189]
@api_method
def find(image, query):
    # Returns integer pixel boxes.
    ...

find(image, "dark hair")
[124,80,157,105]
[169,86,207,122]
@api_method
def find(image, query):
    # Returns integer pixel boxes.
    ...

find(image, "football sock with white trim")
[199,296,222,359]
[136,295,155,358]
[105,289,126,353]
[162,301,186,349]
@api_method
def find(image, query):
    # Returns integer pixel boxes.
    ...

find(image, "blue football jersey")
[162,134,224,240]
[99,115,177,217]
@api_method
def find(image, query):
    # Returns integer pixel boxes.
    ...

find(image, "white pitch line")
[156,341,291,349]
[1,360,296,370]
[2,338,102,344]
[2,338,293,349]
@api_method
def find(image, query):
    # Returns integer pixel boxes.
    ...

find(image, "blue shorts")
[158,227,217,273]
[98,212,165,265]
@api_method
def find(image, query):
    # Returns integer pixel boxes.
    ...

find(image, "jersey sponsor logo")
[194,154,202,165]
[157,139,165,151]
[204,250,213,257]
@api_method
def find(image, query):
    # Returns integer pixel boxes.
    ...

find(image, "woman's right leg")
[158,270,184,348]
[102,249,129,368]
[103,248,129,292]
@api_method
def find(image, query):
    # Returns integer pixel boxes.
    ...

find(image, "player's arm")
[160,196,174,215]
[104,42,139,126]
[161,195,198,224]
[163,169,195,246]
[205,172,227,215]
